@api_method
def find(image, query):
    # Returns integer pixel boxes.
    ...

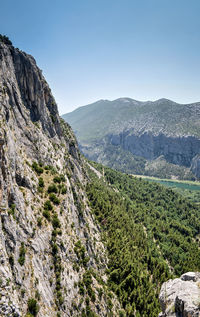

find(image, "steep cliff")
[0,41,121,316]
[63,98,200,179]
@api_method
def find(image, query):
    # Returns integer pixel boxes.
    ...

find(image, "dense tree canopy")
[86,162,200,316]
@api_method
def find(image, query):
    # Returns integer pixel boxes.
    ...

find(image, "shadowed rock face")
[191,155,200,178]
[107,132,200,177]
[0,43,61,138]
[108,132,200,167]
[159,272,200,317]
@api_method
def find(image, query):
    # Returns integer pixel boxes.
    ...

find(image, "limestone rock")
[159,272,200,317]
[0,41,121,316]
[191,155,200,178]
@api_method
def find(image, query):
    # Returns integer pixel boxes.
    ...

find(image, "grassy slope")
[86,161,200,316]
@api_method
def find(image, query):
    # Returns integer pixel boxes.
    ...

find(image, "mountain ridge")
[63,97,200,179]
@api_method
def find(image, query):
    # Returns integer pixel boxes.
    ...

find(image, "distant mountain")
[62,98,200,179]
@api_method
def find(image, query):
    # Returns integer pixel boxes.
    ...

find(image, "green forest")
[86,161,200,316]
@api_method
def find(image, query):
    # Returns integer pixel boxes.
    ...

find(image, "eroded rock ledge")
[159,272,200,317]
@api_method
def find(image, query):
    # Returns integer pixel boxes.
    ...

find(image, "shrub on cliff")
[27,298,39,316]
[0,34,12,45]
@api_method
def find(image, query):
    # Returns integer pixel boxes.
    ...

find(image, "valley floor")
[132,175,200,204]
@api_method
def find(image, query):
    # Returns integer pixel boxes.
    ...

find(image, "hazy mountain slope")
[63,98,200,141]
[63,98,200,179]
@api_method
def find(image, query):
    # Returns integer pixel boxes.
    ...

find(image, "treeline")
[86,162,200,316]
[0,34,12,45]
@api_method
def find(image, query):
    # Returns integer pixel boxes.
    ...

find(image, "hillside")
[1,38,200,317]
[63,98,200,179]
[86,161,200,316]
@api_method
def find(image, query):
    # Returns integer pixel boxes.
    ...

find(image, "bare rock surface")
[0,41,121,316]
[159,272,200,317]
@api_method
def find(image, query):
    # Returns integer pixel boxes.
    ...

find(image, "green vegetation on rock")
[0,34,12,45]
[27,298,39,316]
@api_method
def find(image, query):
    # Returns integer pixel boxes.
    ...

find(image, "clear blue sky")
[1,0,200,114]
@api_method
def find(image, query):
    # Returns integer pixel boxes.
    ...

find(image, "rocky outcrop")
[0,41,121,316]
[108,132,200,169]
[191,155,200,178]
[159,272,200,317]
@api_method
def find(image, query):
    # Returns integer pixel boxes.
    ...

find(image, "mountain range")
[1,36,200,316]
[63,98,200,180]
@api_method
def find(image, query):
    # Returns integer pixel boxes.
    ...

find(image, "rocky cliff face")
[159,272,200,317]
[108,132,200,177]
[0,42,120,316]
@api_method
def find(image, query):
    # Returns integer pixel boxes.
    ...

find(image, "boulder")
[159,272,200,316]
